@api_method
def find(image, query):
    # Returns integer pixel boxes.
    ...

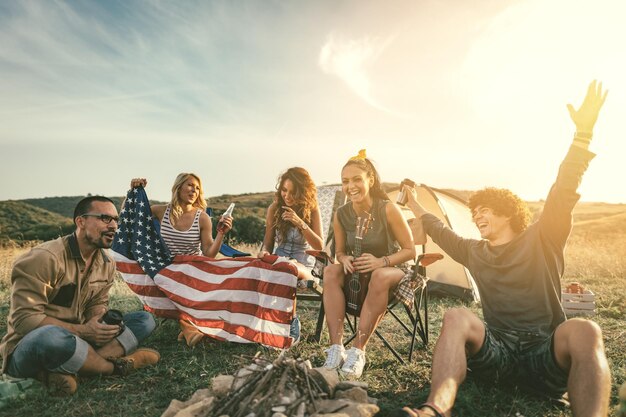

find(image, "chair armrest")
[305,250,333,279]
[417,253,444,267]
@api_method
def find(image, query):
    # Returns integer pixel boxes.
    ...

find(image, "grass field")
[0,204,624,417]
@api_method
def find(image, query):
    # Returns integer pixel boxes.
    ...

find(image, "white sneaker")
[323,344,347,369]
[340,347,366,379]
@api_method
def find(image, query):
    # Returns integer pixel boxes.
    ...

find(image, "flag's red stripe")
[158,268,296,299]
[159,288,292,323]
[173,255,298,276]
[124,282,169,298]
[116,261,146,274]
[143,306,181,320]
[176,312,291,348]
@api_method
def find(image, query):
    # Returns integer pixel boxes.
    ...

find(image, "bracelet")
[383,256,390,267]
[573,137,591,144]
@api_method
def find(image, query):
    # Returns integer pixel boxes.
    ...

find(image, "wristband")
[383,256,390,267]
[575,131,593,139]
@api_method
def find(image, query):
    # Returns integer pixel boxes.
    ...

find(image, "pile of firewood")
[161,352,379,417]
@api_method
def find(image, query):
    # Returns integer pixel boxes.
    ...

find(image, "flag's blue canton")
[112,187,172,278]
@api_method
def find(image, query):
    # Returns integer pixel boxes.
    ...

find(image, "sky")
[1,0,625,203]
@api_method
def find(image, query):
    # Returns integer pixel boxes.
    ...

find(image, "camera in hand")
[396,178,417,206]
[101,309,125,333]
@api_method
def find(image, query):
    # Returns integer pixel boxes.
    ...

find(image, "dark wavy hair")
[273,167,318,243]
[342,157,388,201]
[468,187,531,233]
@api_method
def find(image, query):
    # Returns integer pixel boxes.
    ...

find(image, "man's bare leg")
[553,318,610,417]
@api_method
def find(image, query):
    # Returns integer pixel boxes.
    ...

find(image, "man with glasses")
[0,196,160,397]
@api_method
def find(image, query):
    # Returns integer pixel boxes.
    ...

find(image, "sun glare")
[459,0,626,202]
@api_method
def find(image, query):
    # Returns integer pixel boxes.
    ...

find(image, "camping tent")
[317,184,480,302]
[387,184,480,302]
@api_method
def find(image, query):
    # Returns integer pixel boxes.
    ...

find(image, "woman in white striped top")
[130,173,233,346]
[130,173,232,257]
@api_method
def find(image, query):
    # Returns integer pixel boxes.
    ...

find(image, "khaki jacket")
[0,234,116,372]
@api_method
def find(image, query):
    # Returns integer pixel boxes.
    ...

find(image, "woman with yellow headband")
[322,150,415,379]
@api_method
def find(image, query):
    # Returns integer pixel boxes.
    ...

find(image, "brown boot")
[178,320,205,347]
[108,348,160,376]
[36,371,78,397]
[124,348,160,369]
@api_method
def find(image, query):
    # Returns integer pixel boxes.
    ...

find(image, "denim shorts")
[467,326,568,398]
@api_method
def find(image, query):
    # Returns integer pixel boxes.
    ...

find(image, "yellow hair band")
[349,149,367,161]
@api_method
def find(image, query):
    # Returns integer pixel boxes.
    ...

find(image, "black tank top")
[336,198,400,257]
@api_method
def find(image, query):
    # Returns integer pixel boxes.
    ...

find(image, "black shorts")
[466,326,568,398]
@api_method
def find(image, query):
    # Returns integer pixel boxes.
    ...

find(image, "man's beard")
[87,232,114,249]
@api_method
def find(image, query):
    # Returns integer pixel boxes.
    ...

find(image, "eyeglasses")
[81,214,120,224]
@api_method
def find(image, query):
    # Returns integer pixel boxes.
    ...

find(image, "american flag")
[112,187,298,349]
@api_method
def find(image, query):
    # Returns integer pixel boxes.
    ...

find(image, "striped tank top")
[160,205,202,255]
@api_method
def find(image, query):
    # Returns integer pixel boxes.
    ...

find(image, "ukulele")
[344,213,373,316]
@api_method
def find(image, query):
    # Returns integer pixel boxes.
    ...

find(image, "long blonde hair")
[170,173,207,222]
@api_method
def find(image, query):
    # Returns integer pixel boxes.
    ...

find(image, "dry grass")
[0,203,625,416]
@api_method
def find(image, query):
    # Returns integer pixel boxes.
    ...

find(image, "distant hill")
[23,196,133,218]
[2,189,623,244]
[0,201,74,241]
[0,192,275,244]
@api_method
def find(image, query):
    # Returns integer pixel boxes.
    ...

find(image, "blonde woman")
[130,173,233,346]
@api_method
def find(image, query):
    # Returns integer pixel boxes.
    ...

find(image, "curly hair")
[342,157,388,201]
[170,173,207,223]
[273,167,318,243]
[468,187,531,233]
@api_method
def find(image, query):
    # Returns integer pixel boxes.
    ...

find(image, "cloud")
[318,32,395,114]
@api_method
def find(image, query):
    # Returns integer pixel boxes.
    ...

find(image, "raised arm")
[127,177,166,222]
[280,205,324,250]
[538,81,608,246]
[200,211,231,258]
[405,185,428,245]
[567,80,608,150]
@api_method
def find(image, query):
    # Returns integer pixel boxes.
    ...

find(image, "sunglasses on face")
[81,213,120,224]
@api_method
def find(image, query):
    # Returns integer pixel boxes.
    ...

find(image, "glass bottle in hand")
[217,203,235,233]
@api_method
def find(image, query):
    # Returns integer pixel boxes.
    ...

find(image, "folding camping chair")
[342,252,443,363]
[206,207,251,257]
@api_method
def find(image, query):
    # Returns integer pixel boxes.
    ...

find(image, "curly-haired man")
[402,81,610,417]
